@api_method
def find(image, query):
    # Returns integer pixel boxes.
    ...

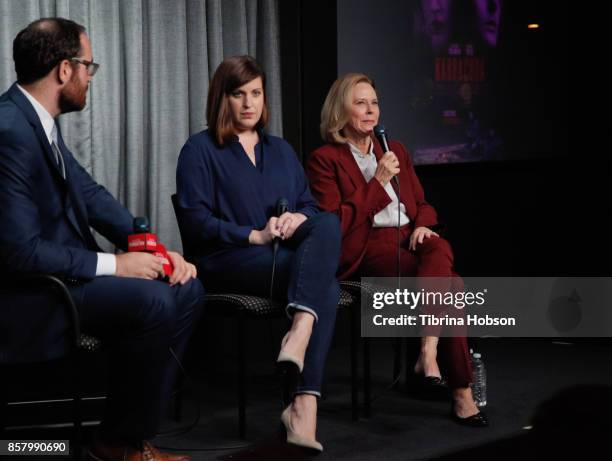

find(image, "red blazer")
[307,138,438,280]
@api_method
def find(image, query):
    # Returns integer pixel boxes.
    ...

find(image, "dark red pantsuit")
[358,226,471,388]
[307,139,472,388]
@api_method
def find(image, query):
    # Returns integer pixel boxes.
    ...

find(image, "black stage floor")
[3,337,611,460]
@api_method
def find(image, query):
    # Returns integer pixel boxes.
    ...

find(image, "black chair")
[337,280,374,418]
[0,274,102,461]
[339,279,410,419]
[170,194,360,438]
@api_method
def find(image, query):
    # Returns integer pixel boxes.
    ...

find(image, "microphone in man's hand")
[374,124,398,185]
[128,217,156,251]
[127,216,174,280]
[133,216,150,234]
[274,197,289,253]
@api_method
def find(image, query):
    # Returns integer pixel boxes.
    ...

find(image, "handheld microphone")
[128,217,157,252]
[127,217,174,280]
[374,124,390,152]
[374,125,401,281]
[276,197,289,218]
[270,197,288,302]
[374,124,398,185]
[274,197,289,252]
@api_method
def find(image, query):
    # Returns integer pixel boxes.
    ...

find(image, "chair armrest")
[1,274,80,352]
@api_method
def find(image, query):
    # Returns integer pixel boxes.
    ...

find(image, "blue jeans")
[200,212,341,396]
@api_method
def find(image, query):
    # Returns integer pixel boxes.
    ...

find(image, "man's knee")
[181,276,205,303]
[137,283,178,331]
[173,277,206,321]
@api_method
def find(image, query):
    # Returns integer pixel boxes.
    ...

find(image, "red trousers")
[354,225,472,388]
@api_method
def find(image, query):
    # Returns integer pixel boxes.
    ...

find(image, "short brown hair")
[320,73,375,144]
[206,55,268,146]
[14,18,85,85]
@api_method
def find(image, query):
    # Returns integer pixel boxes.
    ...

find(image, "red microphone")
[127,217,174,280]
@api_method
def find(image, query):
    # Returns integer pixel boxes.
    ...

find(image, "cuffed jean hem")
[286,302,319,323]
[294,389,322,399]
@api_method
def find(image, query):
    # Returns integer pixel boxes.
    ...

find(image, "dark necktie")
[49,124,99,251]
[50,124,66,178]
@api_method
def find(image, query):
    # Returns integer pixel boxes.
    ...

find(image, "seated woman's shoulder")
[184,129,214,146]
[389,139,408,153]
[310,142,343,160]
[178,130,220,170]
[266,133,291,149]
[181,130,219,154]
[265,134,301,159]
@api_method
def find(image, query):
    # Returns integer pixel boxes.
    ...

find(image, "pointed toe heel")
[451,410,489,427]
[276,332,304,372]
[280,406,323,455]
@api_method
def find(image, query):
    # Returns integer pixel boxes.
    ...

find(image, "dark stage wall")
[280,0,586,277]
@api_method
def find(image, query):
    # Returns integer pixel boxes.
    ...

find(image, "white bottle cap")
[473,353,481,359]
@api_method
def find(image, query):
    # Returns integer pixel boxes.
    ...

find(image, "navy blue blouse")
[176,129,319,265]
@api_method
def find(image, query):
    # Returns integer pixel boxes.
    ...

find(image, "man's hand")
[166,251,197,286]
[116,252,164,280]
[276,212,307,240]
[409,226,440,251]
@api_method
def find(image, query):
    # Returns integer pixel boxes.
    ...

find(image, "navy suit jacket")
[0,83,133,363]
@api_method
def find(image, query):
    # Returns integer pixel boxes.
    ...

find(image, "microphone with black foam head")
[273,197,289,254]
[127,216,174,280]
[374,124,399,185]
[128,217,156,252]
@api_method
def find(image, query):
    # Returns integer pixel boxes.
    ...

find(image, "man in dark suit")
[0,18,204,461]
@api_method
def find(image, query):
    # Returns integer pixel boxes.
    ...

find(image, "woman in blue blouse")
[176,56,340,453]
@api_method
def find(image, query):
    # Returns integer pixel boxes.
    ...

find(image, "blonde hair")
[320,73,375,144]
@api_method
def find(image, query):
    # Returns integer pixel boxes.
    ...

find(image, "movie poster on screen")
[408,0,504,165]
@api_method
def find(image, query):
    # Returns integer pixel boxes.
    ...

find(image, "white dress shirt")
[348,141,410,228]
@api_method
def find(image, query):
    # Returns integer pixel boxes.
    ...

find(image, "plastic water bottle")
[471,352,487,407]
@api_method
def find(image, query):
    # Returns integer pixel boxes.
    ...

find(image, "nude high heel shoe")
[277,332,303,406]
[280,405,323,454]
[276,332,304,372]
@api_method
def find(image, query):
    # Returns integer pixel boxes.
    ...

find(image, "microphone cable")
[269,233,281,366]
[374,125,406,389]
[395,177,401,286]
[270,239,279,304]
[393,174,403,391]
[270,198,288,304]
[345,177,404,408]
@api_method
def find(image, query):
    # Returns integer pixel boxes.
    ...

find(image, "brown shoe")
[88,440,191,461]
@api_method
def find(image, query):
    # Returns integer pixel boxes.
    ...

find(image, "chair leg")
[349,302,360,421]
[72,354,82,461]
[237,312,246,439]
[392,338,402,389]
[172,379,183,422]
[363,337,371,418]
[0,379,7,437]
[405,339,410,390]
